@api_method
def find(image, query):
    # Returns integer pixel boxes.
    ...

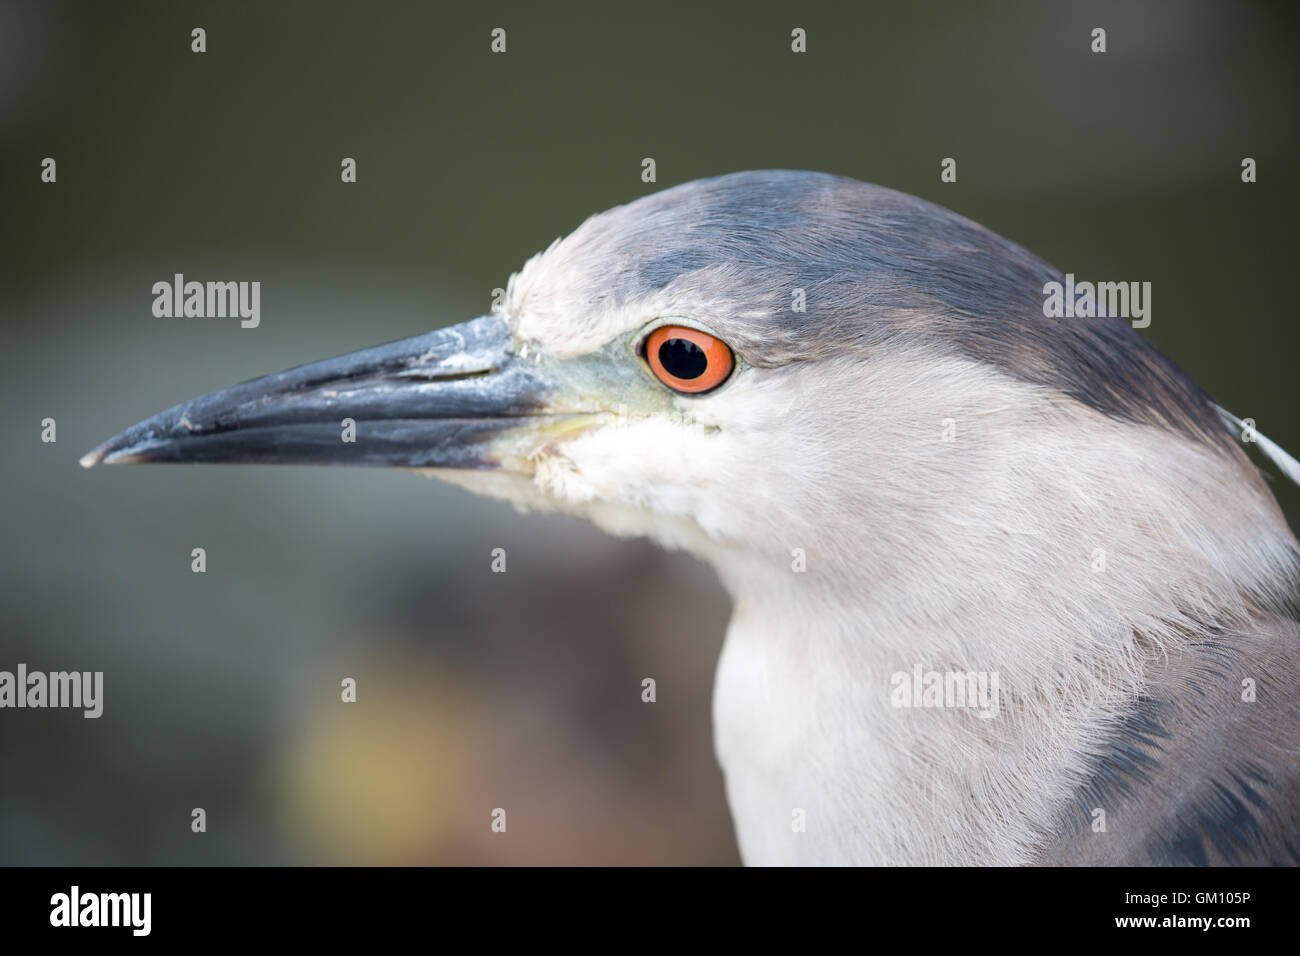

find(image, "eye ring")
[643,325,734,394]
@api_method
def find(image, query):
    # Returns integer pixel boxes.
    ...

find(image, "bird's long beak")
[80,316,562,470]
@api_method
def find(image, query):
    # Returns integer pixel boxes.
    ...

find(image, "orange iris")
[643,325,734,394]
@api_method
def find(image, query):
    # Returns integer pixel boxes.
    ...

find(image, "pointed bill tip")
[78,443,136,468]
[80,431,154,468]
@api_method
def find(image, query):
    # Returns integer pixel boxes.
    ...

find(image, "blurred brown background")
[1,0,1297,864]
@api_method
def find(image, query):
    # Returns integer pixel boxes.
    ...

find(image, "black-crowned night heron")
[83,171,1300,866]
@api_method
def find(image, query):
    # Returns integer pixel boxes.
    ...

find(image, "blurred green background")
[1,0,1296,864]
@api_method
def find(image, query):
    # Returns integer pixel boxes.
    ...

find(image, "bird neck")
[702,359,1299,864]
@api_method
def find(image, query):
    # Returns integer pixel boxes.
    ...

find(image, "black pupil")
[658,338,708,379]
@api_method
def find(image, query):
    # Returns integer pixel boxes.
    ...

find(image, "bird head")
[82,171,1257,588]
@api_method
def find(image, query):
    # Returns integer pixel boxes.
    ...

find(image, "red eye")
[644,325,734,394]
